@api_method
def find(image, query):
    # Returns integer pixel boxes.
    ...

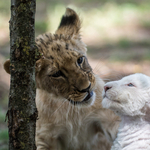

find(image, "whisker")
[102,78,112,82]
[93,60,103,72]
[50,99,67,117]
[92,55,109,72]
[66,100,71,121]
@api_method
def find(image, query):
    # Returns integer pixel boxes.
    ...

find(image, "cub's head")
[4,8,96,106]
[102,73,150,117]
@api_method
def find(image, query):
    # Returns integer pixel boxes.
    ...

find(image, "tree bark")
[8,0,38,149]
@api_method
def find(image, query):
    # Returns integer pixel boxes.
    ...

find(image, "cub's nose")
[104,85,112,92]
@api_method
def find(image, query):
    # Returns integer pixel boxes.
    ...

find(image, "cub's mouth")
[69,91,94,105]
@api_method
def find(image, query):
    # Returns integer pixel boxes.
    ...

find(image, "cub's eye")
[50,70,64,77]
[127,83,134,87]
[77,57,84,65]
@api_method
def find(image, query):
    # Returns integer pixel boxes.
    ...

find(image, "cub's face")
[3,8,96,106]
[102,73,150,116]
[35,8,96,105]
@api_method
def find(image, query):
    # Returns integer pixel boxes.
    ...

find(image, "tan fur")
[4,8,120,150]
[36,76,119,150]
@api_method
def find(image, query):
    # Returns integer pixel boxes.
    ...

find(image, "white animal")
[102,73,150,150]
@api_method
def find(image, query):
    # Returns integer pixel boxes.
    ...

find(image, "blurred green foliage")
[35,21,48,33]
[0,112,5,123]
[0,107,8,150]
[0,130,8,150]
[0,1,10,16]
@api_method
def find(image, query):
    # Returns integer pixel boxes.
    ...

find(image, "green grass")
[0,113,5,123]
[35,21,48,34]
[0,107,6,123]
[0,107,9,150]
[0,130,8,150]
[0,130,8,141]
[143,52,150,60]
[118,38,132,48]
[108,49,150,62]
[117,39,150,48]
[140,21,150,29]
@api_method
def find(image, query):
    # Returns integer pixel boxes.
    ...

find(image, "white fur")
[90,92,96,106]
[102,73,150,150]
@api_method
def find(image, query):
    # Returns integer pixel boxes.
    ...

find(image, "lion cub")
[4,8,119,150]
[102,73,150,150]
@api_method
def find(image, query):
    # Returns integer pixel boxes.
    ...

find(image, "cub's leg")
[36,125,63,150]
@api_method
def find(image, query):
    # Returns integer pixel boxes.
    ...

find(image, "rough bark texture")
[8,0,38,150]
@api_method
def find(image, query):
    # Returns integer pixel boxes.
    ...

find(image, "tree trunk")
[8,0,38,149]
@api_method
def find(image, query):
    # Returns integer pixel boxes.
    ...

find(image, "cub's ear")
[55,8,81,38]
[4,59,10,74]
[4,59,44,74]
